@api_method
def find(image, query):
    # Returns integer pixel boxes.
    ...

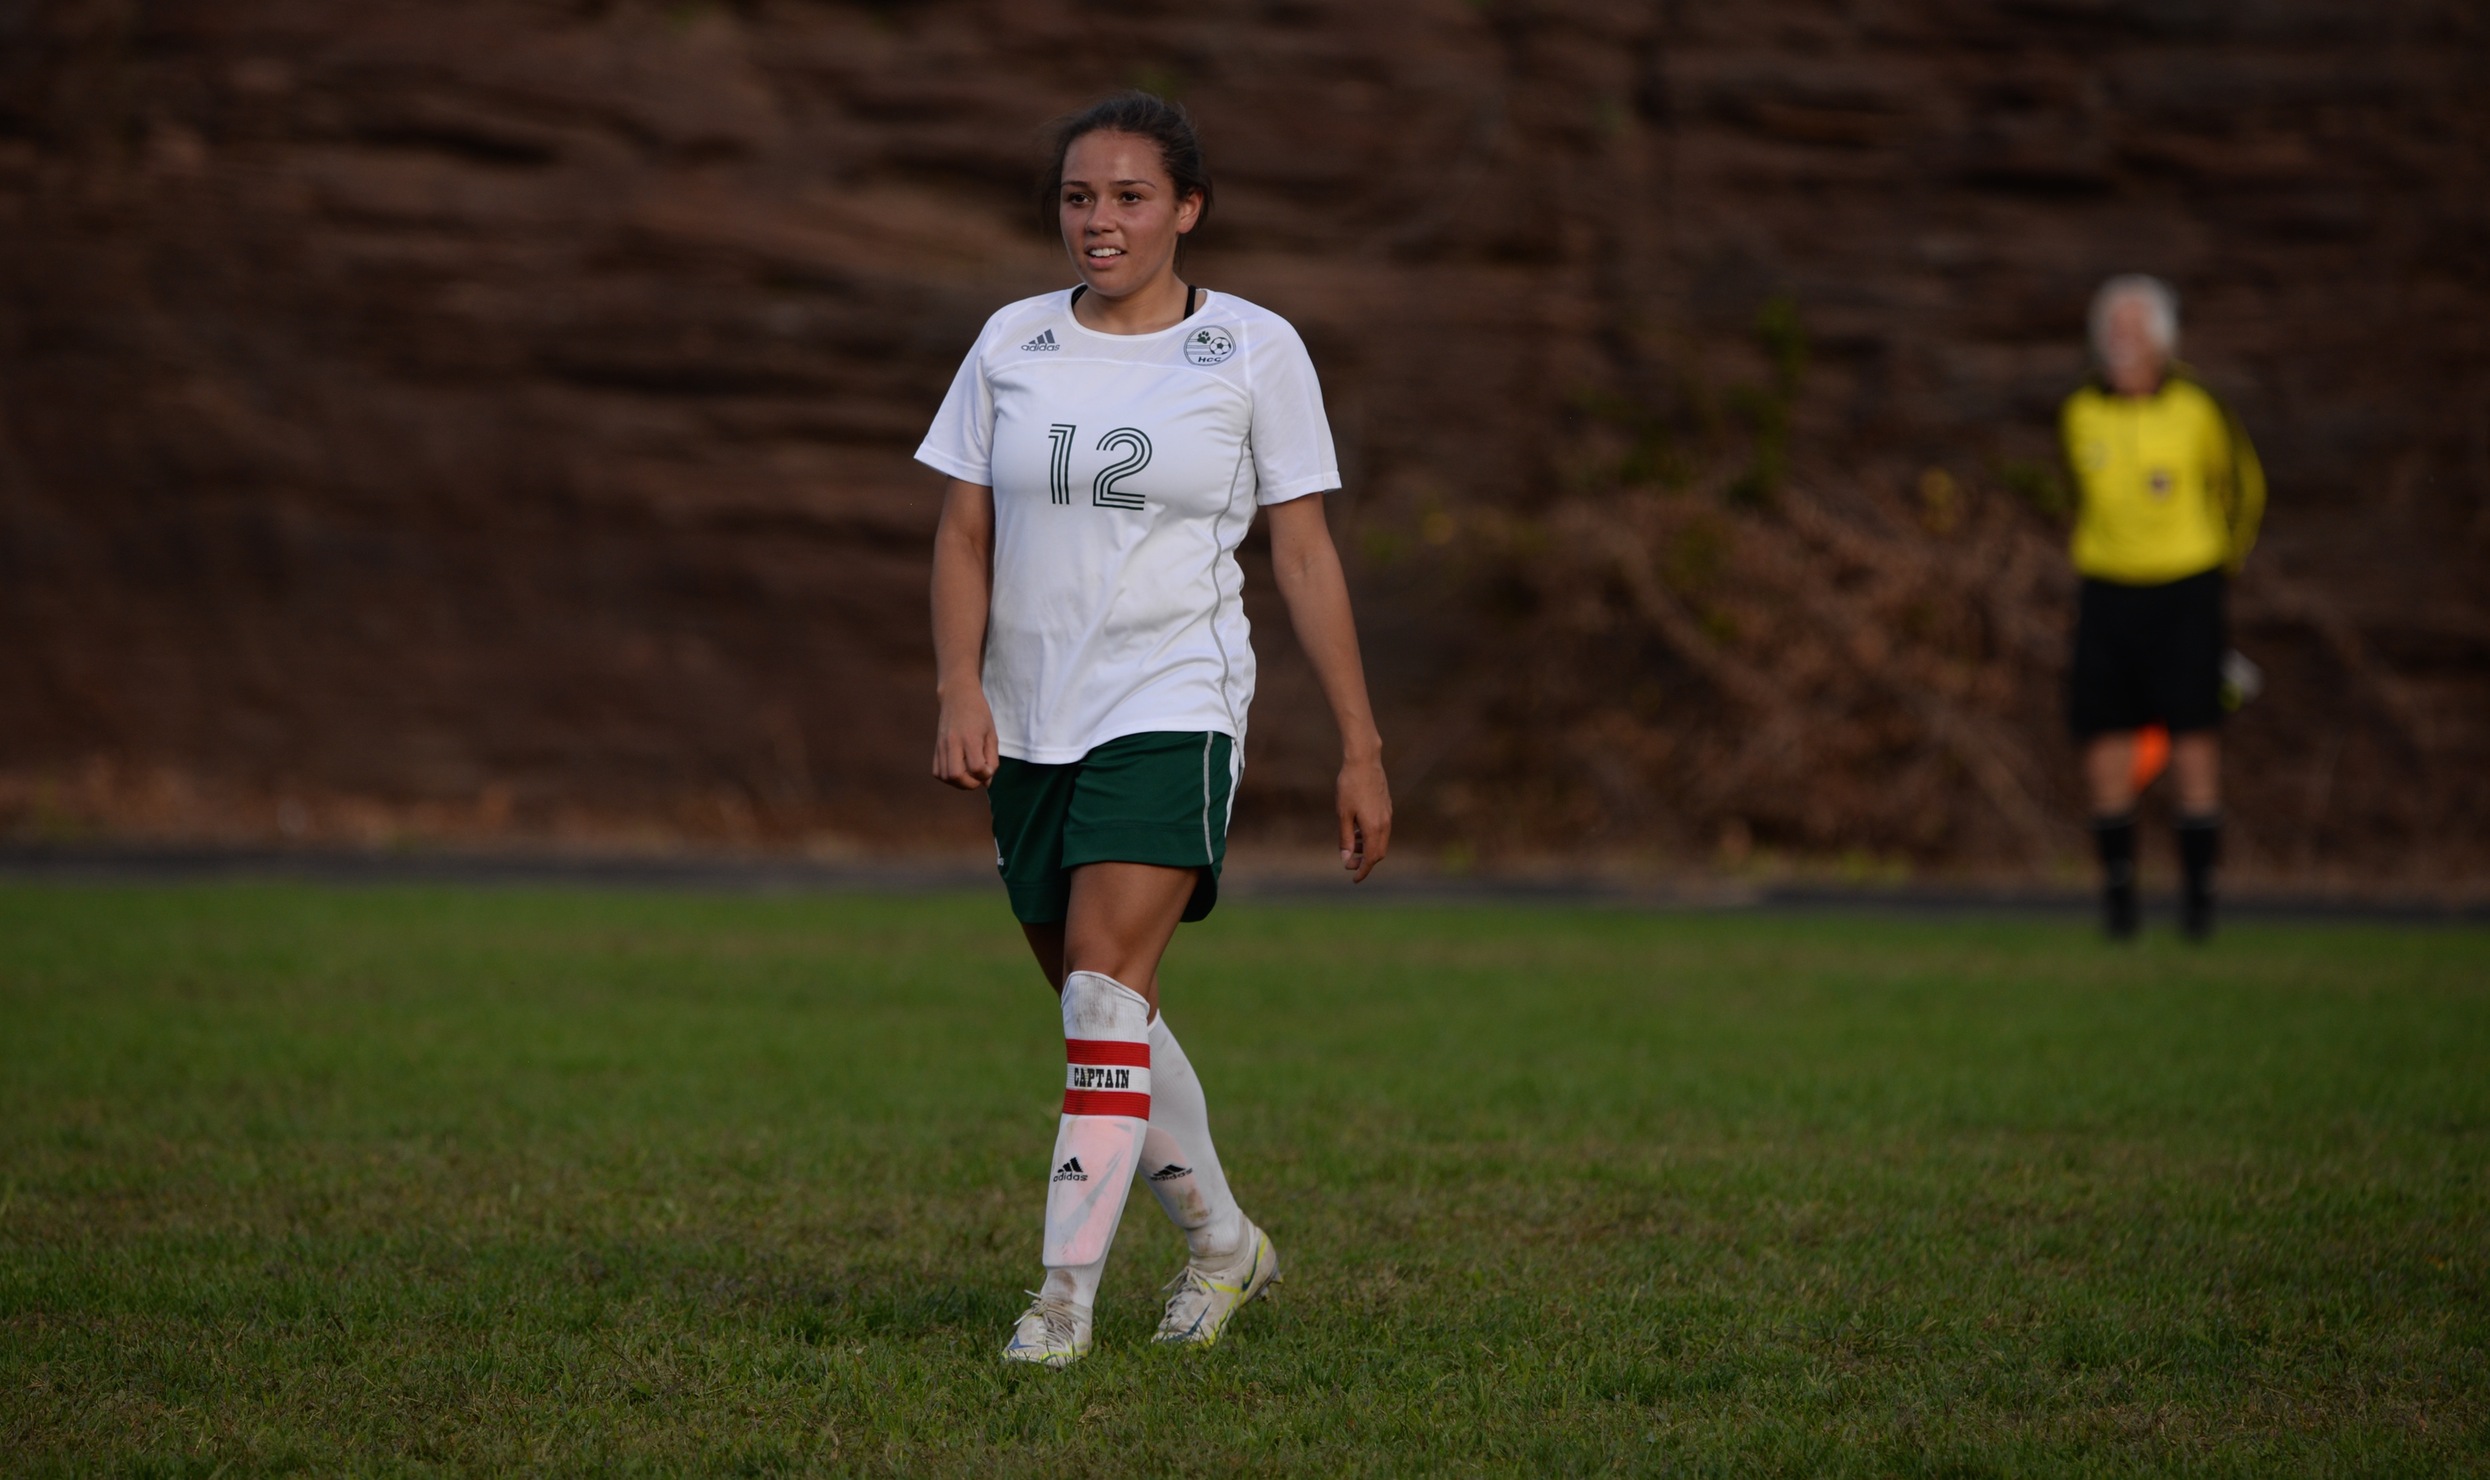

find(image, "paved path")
[0,843,2480,925]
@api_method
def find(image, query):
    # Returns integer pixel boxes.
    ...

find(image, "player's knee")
[1061,969,1150,1040]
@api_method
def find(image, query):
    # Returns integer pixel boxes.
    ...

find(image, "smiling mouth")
[1085,246,1124,261]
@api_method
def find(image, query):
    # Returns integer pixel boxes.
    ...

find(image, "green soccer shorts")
[988,730,1237,926]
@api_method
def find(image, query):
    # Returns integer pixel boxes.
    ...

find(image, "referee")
[2062,275,2265,941]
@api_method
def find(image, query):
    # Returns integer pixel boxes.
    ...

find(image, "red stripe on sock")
[1061,1089,1151,1118]
[1064,1039,1151,1068]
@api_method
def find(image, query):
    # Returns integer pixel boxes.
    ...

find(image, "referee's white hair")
[2089,274,2179,361]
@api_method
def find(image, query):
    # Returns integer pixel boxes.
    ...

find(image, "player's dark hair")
[1040,92,1214,235]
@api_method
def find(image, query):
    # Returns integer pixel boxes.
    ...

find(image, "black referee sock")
[2177,813,2221,941]
[2092,812,2139,941]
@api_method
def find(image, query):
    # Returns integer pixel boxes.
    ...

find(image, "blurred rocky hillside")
[2,0,2484,879]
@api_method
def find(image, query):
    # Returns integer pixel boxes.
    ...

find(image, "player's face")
[2101,295,2167,398]
[1058,131,1201,300]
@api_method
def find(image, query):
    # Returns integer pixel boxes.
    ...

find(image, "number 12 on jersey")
[1047,424,1153,510]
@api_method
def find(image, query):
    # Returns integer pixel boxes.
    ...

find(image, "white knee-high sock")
[1138,1013,1247,1263]
[1039,971,1152,1310]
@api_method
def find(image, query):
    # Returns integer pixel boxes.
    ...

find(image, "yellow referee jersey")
[2060,374,2265,585]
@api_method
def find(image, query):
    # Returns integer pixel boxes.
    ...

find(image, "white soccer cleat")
[1001,1293,1093,1368]
[1153,1219,1280,1348]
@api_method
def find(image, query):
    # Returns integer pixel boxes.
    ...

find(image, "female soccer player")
[916,93,1392,1367]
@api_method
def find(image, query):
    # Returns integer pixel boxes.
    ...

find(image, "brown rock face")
[2,0,2485,876]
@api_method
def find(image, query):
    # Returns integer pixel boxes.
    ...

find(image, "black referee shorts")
[2068,568,2226,740]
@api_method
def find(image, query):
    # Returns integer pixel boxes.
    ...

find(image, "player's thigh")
[1058,731,1227,991]
[1062,730,1230,922]
[1061,862,1193,997]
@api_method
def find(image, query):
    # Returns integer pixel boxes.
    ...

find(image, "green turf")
[1,884,2484,1476]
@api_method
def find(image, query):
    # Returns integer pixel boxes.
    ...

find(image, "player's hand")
[932,687,1000,790]
[1336,752,1391,883]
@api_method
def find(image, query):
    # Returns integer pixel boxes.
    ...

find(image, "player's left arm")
[1265,494,1391,882]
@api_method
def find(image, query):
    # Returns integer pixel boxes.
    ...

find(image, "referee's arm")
[2219,410,2267,574]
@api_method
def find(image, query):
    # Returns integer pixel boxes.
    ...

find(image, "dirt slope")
[2,0,2483,877]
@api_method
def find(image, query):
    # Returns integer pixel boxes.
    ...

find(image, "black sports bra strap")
[1068,282,1202,317]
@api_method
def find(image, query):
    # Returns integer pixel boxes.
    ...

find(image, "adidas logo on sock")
[1148,1163,1193,1181]
[1051,1157,1087,1183]
[1019,328,1059,352]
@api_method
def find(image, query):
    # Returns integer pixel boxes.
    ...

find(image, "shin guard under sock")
[1040,971,1152,1309]
[2093,812,2139,940]
[1138,1014,1246,1262]
[2177,812,2220,940]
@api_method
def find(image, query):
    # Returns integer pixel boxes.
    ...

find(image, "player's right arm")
[930,477,1000,790]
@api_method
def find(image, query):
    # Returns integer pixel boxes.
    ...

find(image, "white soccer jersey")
[915,289,1342,763]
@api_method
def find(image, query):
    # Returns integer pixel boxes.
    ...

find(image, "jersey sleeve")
[914,316,1000,485]
[1245,319,1344,505]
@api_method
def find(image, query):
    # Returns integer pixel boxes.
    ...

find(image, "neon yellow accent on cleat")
[1153,1222,1280,1348]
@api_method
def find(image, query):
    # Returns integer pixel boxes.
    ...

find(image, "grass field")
[2,883,2485,1476]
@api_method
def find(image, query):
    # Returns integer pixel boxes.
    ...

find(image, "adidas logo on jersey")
[1051,1157,1087,1183]
[1020,328,1060,352]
